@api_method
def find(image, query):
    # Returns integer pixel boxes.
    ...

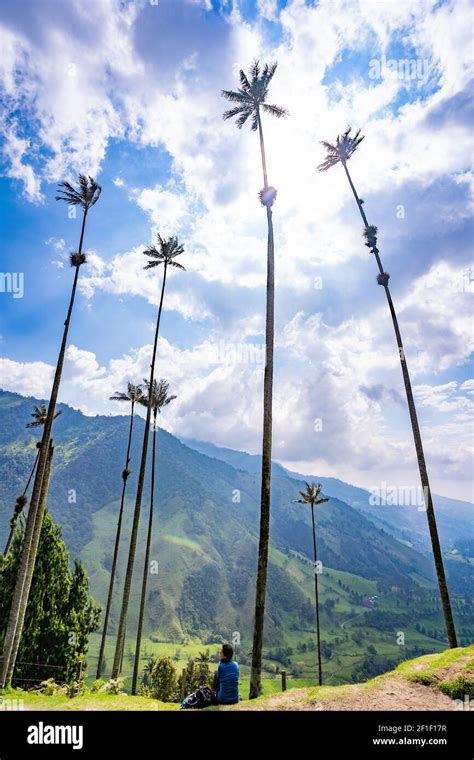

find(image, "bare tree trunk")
[6,440,54,685]
[250,111,275,699]
[112,263,168,678]
[342,162,457,648]
[0,209,88,687]
[311,504,322,686]
[96,403,136,678]
[131,413,157,694]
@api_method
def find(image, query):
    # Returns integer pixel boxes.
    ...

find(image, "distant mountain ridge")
[1,390,473,681]
[182,437,474,557]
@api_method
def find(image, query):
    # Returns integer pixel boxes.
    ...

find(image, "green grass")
[0,688,178,711]
[396,644,474,677]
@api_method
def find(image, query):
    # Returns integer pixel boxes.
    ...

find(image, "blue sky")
[0,0,472,499]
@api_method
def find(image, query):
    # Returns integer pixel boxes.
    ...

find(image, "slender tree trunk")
[3,525,16,558]
[342,162,457,648]
[96,403,136,678]
[4,447,41,556]
[249,112,275,699]
[257,110,269,188]
[131,413,157,694]
[311,504,322,686]
[4,517,21,559]
[112,263,168,678]
[6,440,54,685]
[0,209,88,687]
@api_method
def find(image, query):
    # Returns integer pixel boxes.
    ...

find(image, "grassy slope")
[238,643,474,711]
[2,644,472,712]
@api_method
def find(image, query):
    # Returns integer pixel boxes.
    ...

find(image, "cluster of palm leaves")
[0,59,457,699]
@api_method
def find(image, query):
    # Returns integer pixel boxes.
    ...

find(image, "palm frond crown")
[26,403,61,428]
[293,482,329,508]
[222,59,288,131]
[109,382,144,404]
[318,127,365,171]
[139,378,177,414]
[56,174,102,209]
[143,234,186,271]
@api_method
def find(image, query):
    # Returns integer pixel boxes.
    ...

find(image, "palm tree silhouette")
[0,175,101,687]
[318,129,457,648]
[222,60,287,699]
[3,405,61,555]
[96,382,144,678]
[112,234,185,678]
[293,483,329,686]
[131,378,176,694]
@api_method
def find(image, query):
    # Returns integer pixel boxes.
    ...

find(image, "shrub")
[103,678,124,694]
[149,656,178,702]
[197,661,212,686]
[178,657,213,696]
[90,679,106,693]
[66,680,85,699]
[36,678,66,696]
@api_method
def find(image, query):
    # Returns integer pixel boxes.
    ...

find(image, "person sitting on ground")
[214,643,239,705]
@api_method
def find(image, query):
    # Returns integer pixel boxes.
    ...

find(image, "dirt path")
[233,677,455,711]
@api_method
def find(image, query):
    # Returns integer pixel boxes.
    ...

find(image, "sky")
[0,0,472,500]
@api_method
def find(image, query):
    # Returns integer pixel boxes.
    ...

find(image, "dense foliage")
[0,511,101,686]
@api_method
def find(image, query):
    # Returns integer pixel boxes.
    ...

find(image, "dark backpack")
[180,685,216,710]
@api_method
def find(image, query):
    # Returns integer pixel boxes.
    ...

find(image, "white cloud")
[0,358,53,397]
[2,125,43,202]
[132,184,188,234]
[45,237,67,268]
[257,0,278,21]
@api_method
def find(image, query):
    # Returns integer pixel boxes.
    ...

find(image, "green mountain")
[1,391,473,683]
[183,437,474,590]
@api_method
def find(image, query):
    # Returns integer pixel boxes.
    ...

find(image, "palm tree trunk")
[257,110,269,188]
[249,112,275,699]
[22,446,41,496]
[310,504,322,686]
[112,263,168,679]
[96,402,136,678]
[342,162,457,648]
[131,413,157,694]
[4,516,20,559]
[6,440,54,685]
[3,525,16,558]
[3,447,41,556]
[0,209,88,687]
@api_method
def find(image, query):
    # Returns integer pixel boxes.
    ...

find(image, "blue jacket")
[216,659,239,704]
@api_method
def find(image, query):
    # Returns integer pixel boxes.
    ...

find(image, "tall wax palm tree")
[0,175,101,688]
[96,382,144,678]
[222,60,287,699]
[131,378,176,695]
[3,405,61,555]
[318,129,457,648]
[293,483,329,686]
[112,235,185,678]
[8,440,55,676]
